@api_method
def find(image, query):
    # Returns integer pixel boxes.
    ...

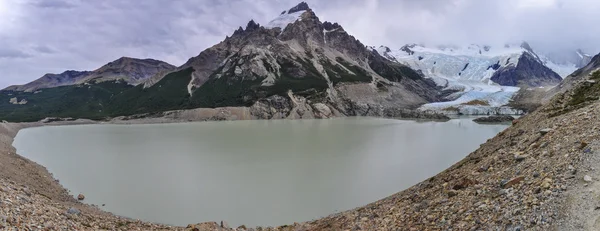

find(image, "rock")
[67,207,80,215]
[453,178,477,190]
[541,178,552,189]
[187,222,221,230]
[579,141,588,149]
[311,103,332,118]
[77,194,85,200]
[447,190,458,197]
[238,225,248,230]
[502,176,525,188]
[473,115,515,123]
[584,175,593,182]
[514,153,529,161]
[234,66,243,75]
[539,128,553,135]
[568,165,577,175]
[221,221,230,229]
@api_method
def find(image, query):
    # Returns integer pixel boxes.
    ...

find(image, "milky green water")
[13,117,508,227]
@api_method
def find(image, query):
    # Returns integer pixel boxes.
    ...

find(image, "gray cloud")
[32,45,56,54]
[0,0,599,88]
[30,0,76,9]
[0,47,31,59]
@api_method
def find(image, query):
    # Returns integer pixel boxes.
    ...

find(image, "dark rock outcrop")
[491,52,562,87]
[473,115,515,123]
[287,2,310,14]
[322,21,342,31]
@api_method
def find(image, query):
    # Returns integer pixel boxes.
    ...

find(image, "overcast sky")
[1,0,599,88]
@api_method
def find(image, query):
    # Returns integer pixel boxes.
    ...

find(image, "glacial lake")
[13,117,508,227]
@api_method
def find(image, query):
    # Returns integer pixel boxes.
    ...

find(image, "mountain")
[540,49,593,77]
[548,53,600,100]
[372,42,563,115]
[0,2,445,122]
[507,52,600,112]
[115,2,442,118]
[376,42,562,87]
[4,57,176,92]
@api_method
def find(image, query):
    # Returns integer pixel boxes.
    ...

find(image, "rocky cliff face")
[491,51,563,87]
[4,57,175,92]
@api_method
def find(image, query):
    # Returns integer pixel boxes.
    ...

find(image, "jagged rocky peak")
[246,20,260,31]
[520,41,534,53]
[323,21,343,31]
[380,45,391,53]
[287,2,310,14]
[400,44,418,55]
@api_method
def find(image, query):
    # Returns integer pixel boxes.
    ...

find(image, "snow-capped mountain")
[540,49,593,77]
[371,42,564,115]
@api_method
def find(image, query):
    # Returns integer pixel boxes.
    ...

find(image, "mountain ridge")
[4,57,176,92]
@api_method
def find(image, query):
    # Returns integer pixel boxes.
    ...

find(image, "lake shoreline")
[1,98,597,230]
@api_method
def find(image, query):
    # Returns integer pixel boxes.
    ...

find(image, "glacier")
[371,44,574,115]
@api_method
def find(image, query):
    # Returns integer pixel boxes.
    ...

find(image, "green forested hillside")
[0,81,133,122]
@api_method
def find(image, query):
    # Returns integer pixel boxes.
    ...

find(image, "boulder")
[539,128,553,135]
[67,207,80,215]
[77,194,85,200]
[312,103,332,118]
[502,176,525,188]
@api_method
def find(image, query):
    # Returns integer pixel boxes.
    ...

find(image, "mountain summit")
[287,2,310,14]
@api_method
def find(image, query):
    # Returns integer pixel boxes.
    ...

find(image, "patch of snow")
[542,59,577,78]
[265,10,306,30]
